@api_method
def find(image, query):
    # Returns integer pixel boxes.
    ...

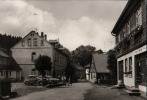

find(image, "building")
[85,64,90,80]
[89,53,110,84]
[111,0,147,96]
[11,31,68,79]
[0,48,22,81]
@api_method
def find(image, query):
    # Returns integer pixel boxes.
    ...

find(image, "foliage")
[65,59,75,79]
[35,55,52,77]
[107,49,117,76]
[71,45,96,67]
[0,33,22,49]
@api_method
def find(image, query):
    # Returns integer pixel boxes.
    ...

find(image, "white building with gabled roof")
[11,31,68,79]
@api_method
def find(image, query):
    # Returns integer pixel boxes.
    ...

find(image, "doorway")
[135,52,147,86]
[118,60,124,82]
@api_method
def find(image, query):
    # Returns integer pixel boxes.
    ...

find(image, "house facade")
[89,53,110,84]
[111,0,147,94]
[0,48,22,81]
[11,31,68,79]
[85,64,90,80]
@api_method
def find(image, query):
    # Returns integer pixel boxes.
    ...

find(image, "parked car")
[37,75,60,85]
[24,75,38,85]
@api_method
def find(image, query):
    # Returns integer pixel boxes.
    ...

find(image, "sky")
[0,0,128,51]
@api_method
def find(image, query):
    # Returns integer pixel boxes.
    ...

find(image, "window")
[41,40,44,46]
[31,52,36,61]
[28,38,31,46]
[0,71,3,76]
[9,71,11,76]
[119,29,124,41]
[126,21,130,35]
[129,57,132,77]
[31,33,34,36]
[3,71,5,76]
[135,6,142,26]
[130,14,136,32]
[129,57,132,71]
[125,59,128,72]
[33,38,37,46]
[21,41,25,46]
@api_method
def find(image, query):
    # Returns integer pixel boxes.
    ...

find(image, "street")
[10,82,92,100]
[85,84,145,100]
[9,82,146,100]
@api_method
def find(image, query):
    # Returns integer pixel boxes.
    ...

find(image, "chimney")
[41,32,44,38]
[44,34,47,40]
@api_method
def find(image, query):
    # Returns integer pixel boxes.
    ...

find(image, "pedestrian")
[98,79,101,85]
[62,76,66,86]
[68,77,72,86]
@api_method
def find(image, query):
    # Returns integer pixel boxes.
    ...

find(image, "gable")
[11,31,52,49]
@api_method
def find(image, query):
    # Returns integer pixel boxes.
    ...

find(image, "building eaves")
[111,0,141,35]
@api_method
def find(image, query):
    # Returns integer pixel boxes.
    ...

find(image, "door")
[135,52,147,86]
[136,62,142,85]
[118,61,124,82]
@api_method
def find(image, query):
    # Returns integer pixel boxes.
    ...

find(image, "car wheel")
[25,81,29,85]
[39,81,43,85]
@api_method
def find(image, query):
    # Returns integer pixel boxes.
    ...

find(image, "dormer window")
[33,38,37,46]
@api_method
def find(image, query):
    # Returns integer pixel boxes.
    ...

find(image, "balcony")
[115,25,146,57]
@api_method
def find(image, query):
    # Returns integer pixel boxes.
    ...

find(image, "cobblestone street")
[8,82,146,100]
[10,82,93,100]
[85,84,146,100]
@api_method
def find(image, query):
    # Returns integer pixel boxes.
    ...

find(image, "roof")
[0,49,22,70]
[0,50,9,57]
[0,57,22,70]
[92,53,110,73]
[11,31,52,49]
[111,0,141,35]
[72,63,84,70]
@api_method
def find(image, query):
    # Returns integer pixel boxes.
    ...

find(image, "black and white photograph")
[0,0,146,100]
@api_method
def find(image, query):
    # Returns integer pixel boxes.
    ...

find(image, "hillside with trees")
[0,33,22,50]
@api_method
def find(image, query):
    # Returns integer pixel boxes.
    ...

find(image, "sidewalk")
[84,84,146,100]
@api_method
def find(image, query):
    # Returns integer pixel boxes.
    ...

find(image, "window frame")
[28,38,32,46]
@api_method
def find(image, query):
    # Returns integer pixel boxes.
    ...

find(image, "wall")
[117,44,147,87]
[11,32,68,78]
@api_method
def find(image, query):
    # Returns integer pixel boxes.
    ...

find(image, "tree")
[65,59,75,81]
[107,49,117,83]
[35,55,52,77]
[71,45,96,67]
[0,33,22,50]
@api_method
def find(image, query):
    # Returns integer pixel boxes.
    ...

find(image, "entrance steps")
[124,88,141,96]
